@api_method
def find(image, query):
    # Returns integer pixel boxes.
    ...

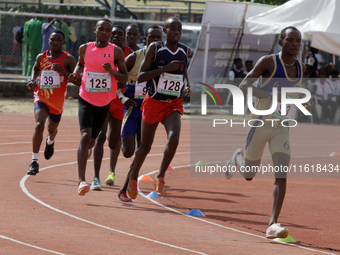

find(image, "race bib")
[134,81,147,99]
[85,71,111,93]
[40,70,61,89]
[271,102,297,121]
[157,73,184,97]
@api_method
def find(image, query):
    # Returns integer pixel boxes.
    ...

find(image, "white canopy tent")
[244,0,340,56]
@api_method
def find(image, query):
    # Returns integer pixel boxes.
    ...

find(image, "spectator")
[313,68,338,123]
[227,58,245,105]
[329,69,340,106]
[64,18,77,54]
[21,17,34,76]
[26,13,44,76]
[53,20,69,52]
[42,18,61,53]
[305,47,319,73]
[244,60,253,75]
[229,58,245,84]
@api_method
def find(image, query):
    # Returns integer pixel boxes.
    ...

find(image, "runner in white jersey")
[225,26,313,239]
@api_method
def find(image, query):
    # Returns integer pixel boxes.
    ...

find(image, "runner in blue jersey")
[127,17,191,200]
[117,25,163,202]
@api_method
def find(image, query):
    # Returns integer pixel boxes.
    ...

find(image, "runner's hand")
[121,97,137,108]
[102,63,113,72]
[184,83,190,98]
[68,73,79,82]
[26,80,36,91]
[164,60,180,72]
[53,63,63,74]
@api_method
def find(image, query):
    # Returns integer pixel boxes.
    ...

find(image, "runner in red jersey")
[26,30,77,176]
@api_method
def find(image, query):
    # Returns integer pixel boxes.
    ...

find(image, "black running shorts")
[78,96,110,139]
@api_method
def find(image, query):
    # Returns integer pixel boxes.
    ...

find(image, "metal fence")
[0,2,203,77]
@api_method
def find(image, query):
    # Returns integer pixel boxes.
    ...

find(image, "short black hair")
[279,26,300,40]
[164,16,181,27]
[51,29,65,39]
[234,58,242,65]
[145,25,162,35]
[96,18,112,27]
[245,60,253,65]
[112,25,125,34]
[126,23,138,29]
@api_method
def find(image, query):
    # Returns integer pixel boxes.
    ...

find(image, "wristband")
[31,79,36,84]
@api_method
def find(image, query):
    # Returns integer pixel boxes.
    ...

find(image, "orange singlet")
[34,50,68,115]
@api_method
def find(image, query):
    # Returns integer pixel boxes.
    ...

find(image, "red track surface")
[0,112,339,254]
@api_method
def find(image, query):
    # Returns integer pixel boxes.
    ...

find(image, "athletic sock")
[47,136,54,145]
[32,152,39,162]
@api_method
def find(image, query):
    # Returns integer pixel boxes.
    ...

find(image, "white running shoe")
[224,148,244,179]
[266,223,289,239]
[78,181,90,196]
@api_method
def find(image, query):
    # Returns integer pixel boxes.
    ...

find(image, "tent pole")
[202,21,210,84]
[222,3,249,78]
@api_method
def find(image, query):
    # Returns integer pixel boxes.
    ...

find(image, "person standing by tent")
[229,58,245,85]
[224,26,312,239]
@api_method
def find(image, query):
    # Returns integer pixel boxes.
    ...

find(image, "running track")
[0,112,339,254]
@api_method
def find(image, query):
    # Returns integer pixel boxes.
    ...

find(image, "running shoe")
[27,161,39,176]
[78,181,90,196]
[224,148,244,179]
[44,136,54,160]
[105,172,115,186]
[118,190,132,202]
[266,223,289,239]
[127,178,138,199]
[155,176,166,197]
[90,178,102,191]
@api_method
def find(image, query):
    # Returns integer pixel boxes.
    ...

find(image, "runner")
[127,17,191,199]
[225,26,312,239]
[26,30,77,176]
[68,19,128,196]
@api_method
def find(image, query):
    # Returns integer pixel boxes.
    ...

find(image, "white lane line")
[20,161,206,255]
[0,140,79,145]
[0,235,66,255]
[0,145,190,157]
[138,165,336,255]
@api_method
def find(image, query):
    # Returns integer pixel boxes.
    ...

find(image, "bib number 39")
[40,70,60,89]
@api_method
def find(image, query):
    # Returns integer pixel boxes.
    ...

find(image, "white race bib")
[40,70,61,89]
[271,102,297,121]
[157,73,184,97]
[85,71,111,93]
[134,81,147,99]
